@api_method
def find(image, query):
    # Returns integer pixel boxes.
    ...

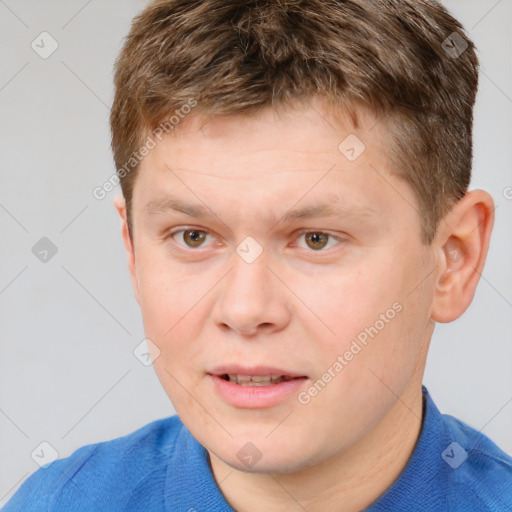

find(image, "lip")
[207,365,309,409]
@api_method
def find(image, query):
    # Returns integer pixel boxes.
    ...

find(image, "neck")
[209,383,424,512]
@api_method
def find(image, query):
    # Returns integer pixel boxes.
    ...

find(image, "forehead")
[151,99,390,173]
[132,98,417,230]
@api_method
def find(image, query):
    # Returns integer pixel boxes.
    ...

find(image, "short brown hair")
[110,0,479,244]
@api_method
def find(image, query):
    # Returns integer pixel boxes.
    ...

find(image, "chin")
[222,453,307,474]
[209,435,324,475]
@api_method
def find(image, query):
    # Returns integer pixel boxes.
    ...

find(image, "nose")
[211,249,291,337]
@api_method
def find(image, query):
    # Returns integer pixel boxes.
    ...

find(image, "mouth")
[208,365,308,384]
[207,365,309,408]
[218,374,302,386]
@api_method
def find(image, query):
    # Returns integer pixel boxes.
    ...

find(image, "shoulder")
[442,413,512,511]
[2,415,184,512]
[370,389,512,512]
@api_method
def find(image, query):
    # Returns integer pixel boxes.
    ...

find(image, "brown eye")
[181,229,208,248]
[304,232,329,250]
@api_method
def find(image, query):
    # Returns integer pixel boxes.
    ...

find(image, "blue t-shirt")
[3,386,511,511]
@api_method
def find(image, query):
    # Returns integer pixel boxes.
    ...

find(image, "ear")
[114,195,140,304]
[431,189,495,323]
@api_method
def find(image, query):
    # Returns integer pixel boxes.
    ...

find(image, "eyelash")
[166,227,345,253]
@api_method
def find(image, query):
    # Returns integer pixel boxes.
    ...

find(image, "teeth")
[232,374,252,382]
[250,376,272,383]
[225,374,294,386]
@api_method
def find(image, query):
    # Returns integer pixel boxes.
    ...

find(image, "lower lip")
[208,374,308,409]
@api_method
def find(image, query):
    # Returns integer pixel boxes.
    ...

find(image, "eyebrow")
[144,196,377,223]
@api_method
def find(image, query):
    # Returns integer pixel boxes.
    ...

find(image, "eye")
[295,231,342,251]
[170,228,213,249]
[167,228,344,253]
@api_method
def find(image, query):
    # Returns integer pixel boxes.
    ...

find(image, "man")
[4,1,511,510]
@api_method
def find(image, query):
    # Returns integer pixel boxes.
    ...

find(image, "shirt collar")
[165,422,236,511]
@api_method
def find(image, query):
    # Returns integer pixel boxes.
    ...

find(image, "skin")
[115,96,494,512]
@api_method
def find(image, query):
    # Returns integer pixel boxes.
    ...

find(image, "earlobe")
[431,190,495,323]
[114,195,140,304]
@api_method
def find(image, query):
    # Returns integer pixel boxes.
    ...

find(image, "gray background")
[0,0,511,505]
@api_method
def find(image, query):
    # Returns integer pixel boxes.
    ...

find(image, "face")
[123,97,437,473]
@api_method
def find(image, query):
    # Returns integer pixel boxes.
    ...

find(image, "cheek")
[134,258,199,385]
[136,257,208,407]
[311,250,428,389]
[315,260,405,352]
[136,249,196,332]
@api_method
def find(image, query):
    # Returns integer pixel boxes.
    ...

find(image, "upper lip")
[208,365,307,378]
